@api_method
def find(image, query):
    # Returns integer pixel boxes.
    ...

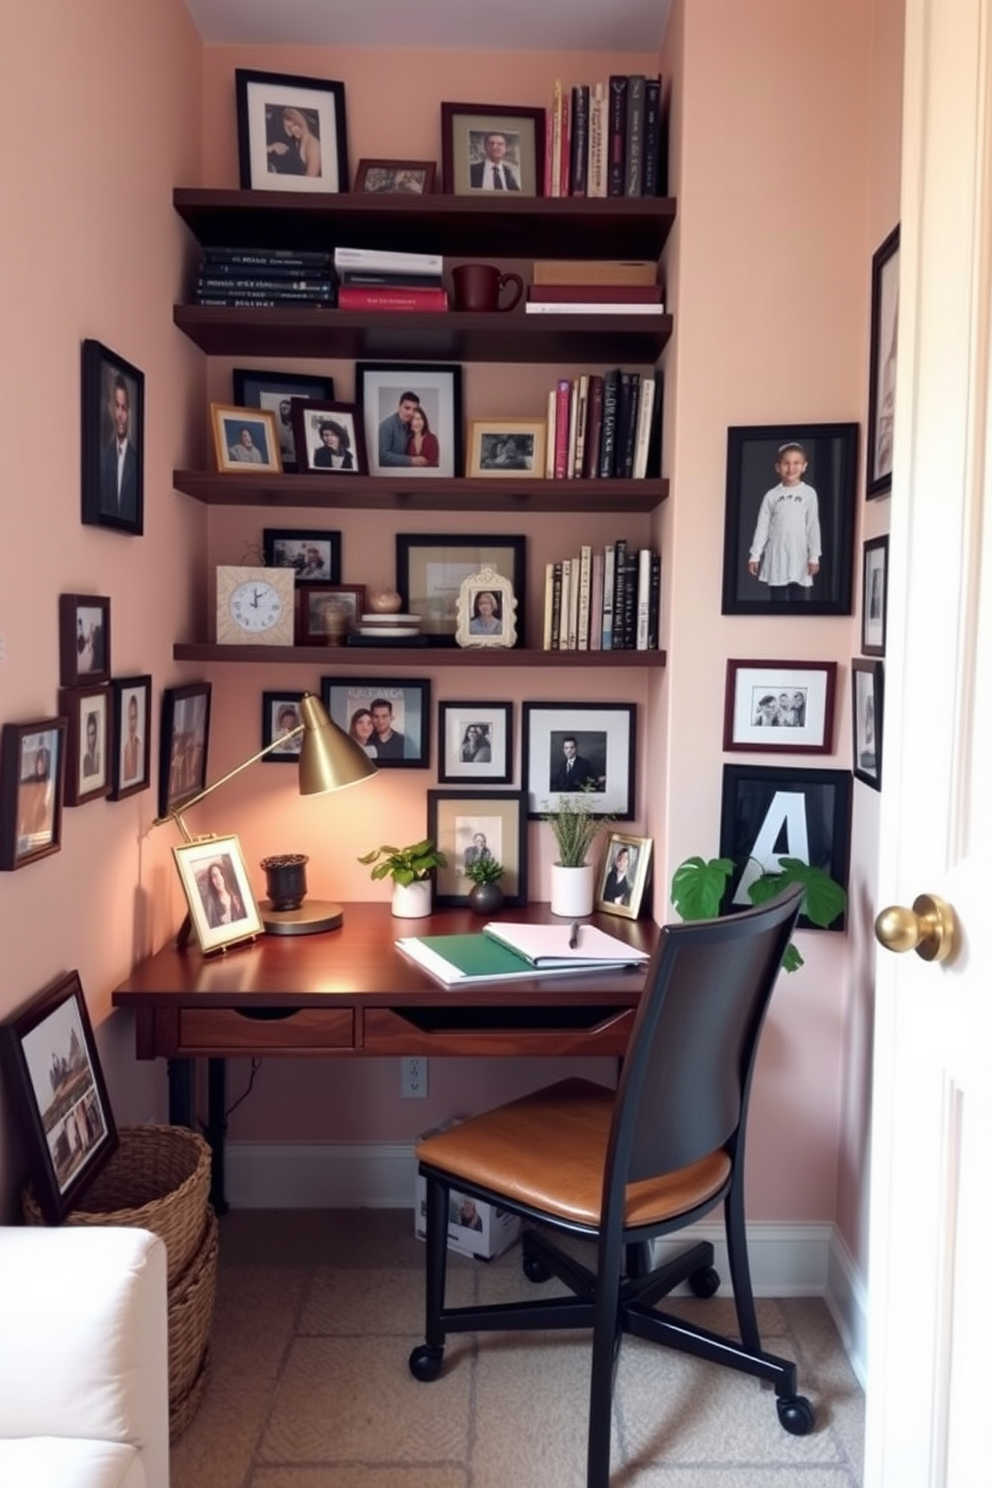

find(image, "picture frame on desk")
[723,660,837,754]
[861,536,889,656]
[441,102,545,196]
[438,700,513,784]
[81,339,144,536]
[233,370,335,472]
[173,834,264,956]
[263,527,342,584]
[211,404,283,474]
[262,692,305,761]
[0,719,66,872]
[522,702,636,820]
[59,685,112,807]
[866,224,899,500]
[289,399,367,475]
[852,659,884,791]
[158,682,211,819]
[396,533,526,646]
[354,158,436,194]
[0,969,119,1224]
[109,676,151,801]
[297,583,366,645]
[468,419,546,478]
[428,789,528,908]
[59,593,110,688]
[358,363,463,479]
[595,832,653,921]
[235,68,349,193]
[320,678,431,768]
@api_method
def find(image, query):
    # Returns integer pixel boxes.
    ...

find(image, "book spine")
[612,539,628,649]
[527,285,661,302]
[622,550,639,648]
[625,75,646,196]
[631,376,656,479]
[200,257,334,279]
[614,372,634,479]
[204,246,332,269]
[621,372,641,478]
[588,82,608,198]
[559,560,572,649]
[194,291,331,306]
[553,378,572,478]
[542,561,556,650]
[589,549,604,650]
[572,374,589,478]
[197,275,334,294]
[570,85,589,196]
[337,287,448,311]
[524,301,665,314]
[340,270,444,288]
[550,80,563,196]
[567,554,580,649]
[599,370,621,477]
[636,546,652,649]
[648,550,662,649]
[531,259,658,285]
[645,370,664,479]
[601,543,616,649]
[583,375,604,479]
[550,561,563,648]
[608,75,629,197]
[559,88,571,197]
[576,544,592,650]
[333,247,443,274]
[642,76,661,196]
[545,387,558,478]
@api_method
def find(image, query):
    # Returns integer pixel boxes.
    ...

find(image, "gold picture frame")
[173,834,263,955]
[594,832,653,920]
[210,403,283,474]
[467,418,546,477]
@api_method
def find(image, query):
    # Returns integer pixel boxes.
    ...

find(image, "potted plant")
[670,854,847,972]
[358,839,447,919]
[463,855,505,916]
[542,788,613,918]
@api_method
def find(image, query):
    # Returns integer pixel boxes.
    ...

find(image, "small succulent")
[464,856,505,886]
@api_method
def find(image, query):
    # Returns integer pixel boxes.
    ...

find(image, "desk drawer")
[176,1007,355,1054]
[362,1005,634,1057]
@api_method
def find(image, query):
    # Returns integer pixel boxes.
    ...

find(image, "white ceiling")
[182,0,671,54]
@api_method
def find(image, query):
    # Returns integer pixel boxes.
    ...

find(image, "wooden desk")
[112,903,657,1208]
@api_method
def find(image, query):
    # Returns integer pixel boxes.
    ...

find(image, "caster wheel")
[688,1265,720,1299]
[408,1343,444,1382]
[777,1394,815,1435]
[523,1253,551,1283]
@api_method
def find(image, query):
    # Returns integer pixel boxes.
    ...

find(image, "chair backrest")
[605,884,805,1201]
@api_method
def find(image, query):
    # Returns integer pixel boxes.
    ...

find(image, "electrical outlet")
[401,1056,428,1098]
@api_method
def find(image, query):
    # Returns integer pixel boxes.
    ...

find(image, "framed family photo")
[522,702,636,819]
[852,659,884,791]
[468,419,546,477]
[158,682,211,819]
[721,423,859,617]
[81,338,144,536]
[861,535,889,656]
[59,685,111,808]
[396,533,526,645]
[354,158,436,194]
[441,102,545,196]
[320,678,431,767]
[455,567,518,649]
[262,692,305,761]
[211,404,282,474]
[290,399,367,474]
[263,527,342,583]
[723,660,837,754]
[233,369,335,471]
[297,583,366,645]
[595,832,653,920]
[110,675,151,801]
[235,68,348,192]
[427,789,528,908]
[438,701,513,784]
[0,719,66,871]
[866,224,900,499]
[59,593,110,688]
[358,362,463,478]
[173,834,263,955]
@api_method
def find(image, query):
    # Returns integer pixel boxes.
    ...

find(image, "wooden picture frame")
[59,685,112,807]
[867,224,900,499]
[468,418,547,477]
[428,789,528,907]
[262,527,343,584]
[719,764,853,931]
[110,675,151,801]
[861,535,889,657]
[81,338,144,536]
[440,102,545,196]
[59,593,110,687]
[522,702,636,819]
[455,567,518,649]
[357,362,463,478]
[721,423,859,617]
[438,701,513,784]
[395,533,526,646]
[0,970,119,1223]
[158,682,211,819]
[210,404,283,474]
[235,68,349,193]
[852,659,884,791]
[233,369,335,472]
[261,692,305,762]
[595,832,653,920]
[354,159,436,195]
[297,583,366,645]
[0,719,66,871]
[320,678,431,768]
[173,834,263,955]
[723,660,838,754]
[290,399,367,474]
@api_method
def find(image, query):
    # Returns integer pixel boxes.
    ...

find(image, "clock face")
[230,579,283,632]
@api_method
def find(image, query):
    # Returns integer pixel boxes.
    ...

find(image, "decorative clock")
[215,566,295,646]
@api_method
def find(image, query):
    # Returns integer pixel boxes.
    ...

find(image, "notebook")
[482,921,650,968]
[396,925,649,987]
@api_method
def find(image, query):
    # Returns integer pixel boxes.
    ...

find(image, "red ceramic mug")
[451,263,524,313]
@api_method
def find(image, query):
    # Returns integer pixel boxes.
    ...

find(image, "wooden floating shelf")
[173,644,667,669]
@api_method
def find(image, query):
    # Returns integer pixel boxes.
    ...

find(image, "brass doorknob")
[874,893,955,963]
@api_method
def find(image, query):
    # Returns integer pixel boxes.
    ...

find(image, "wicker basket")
[167,1207,219,1438]
[22,1124,211,1286]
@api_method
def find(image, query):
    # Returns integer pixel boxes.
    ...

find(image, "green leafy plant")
[542,787,614,868]
[463,856,505,886]
[358,839,447,886]
[670,855,847,973]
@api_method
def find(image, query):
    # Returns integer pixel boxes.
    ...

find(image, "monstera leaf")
[669,856,735,922]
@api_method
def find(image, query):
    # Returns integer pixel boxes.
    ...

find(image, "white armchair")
[0,1225,169,1488]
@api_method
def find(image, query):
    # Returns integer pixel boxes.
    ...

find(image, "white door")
[863,1,992,1484]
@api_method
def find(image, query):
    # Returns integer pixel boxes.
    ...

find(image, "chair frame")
[410,885,813,1487]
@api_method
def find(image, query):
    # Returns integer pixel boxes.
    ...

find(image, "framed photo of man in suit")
[522,702,636,820]
[81,339,144,536]
[440,103,545,196]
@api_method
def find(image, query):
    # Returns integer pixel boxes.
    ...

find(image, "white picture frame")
[455,567,518,649]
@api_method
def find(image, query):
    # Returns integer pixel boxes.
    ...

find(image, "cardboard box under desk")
[414,1121,521,1261]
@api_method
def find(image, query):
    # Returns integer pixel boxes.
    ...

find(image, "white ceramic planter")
[550,863,595,918]
[391,880,433,918]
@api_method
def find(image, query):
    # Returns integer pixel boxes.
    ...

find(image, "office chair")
[409,884,814,1487]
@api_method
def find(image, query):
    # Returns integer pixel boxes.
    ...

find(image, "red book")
[337,286,449,312]
[527,285,662,303]
[553,378,572,479]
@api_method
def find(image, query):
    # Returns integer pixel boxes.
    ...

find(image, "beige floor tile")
[253,1470,468,1487]
[299,1262,474,1335]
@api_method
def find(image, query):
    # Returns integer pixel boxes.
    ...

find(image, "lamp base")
[260,899,344,936]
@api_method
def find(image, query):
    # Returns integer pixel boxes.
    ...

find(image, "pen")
[569,921,580,950]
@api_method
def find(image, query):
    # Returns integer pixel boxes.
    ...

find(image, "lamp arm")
[152,723,305,831]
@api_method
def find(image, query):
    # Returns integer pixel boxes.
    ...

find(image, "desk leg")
[206,1058,229,1216]
[167,1058,195,1127]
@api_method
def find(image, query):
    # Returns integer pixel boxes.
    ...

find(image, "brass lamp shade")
[298,693,378,795]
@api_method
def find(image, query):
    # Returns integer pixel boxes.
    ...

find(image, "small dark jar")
[260,853,309,911]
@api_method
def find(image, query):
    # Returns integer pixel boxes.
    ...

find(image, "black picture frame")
[263,527,342,584]
[0,719,67,871]
[158,682,212,818]
[395,533,526,646]
[80,339,144,536]
[721,423,859,616]
[233,369,335,471]
[440,102,546,196]
[357,362,464,479]
[235,68,349,193]
[59,593,110,687]
[428,789,529,907]
[59,685,112,807]
[290,398,368,475]
[861,535,889,657]
[852,659,884,791]
[719,764,852,931]
[110,675,152,801]
[866,224,900,499]
[320,678,431,768]
[521,702,636,820]
[261,692,305,762]
[0,970,119,1223]
[438,700,513,784]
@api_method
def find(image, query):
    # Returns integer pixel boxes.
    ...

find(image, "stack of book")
[194,246,336,307]
[525,258,664,316]
[333,247,447,313]
[545,366,663,480]
[349,613,427,646]
[543,542,662,652]
[546,74,664,198]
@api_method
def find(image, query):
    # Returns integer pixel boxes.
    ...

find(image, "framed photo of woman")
[173,835,263,955]
[290,400,367,475]
[235,69,349,193]
[358,363,463,479]
[438,701,513,784]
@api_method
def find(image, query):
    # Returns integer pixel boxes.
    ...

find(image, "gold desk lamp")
[155,692,376,937]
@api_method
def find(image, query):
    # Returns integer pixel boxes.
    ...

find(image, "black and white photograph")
[59,685,111,807]
[428,789,528,907]
[261,692,305,762]
[290,400,366,474]
[321,679,431,768]
[110,675,151,801]
[438,701,512,783]
[354,158,436,194]
[723,660,837,754]
[81,339,144,536]
[233,370,335,471]
[0,720,66,872]
[235,69,348,193]
[173,835,263,955]
[595,832,653,920]
[396,534,525,645]
[522,702,636,819]
[159,682,211,819]
[722,423,859,616]
[210,404,282,474]
[468,419,546,478]
[358,362,463,479]
[441,103,545,196]
[59,593,110,688]
[861,535,889,656]
[263,527,342,584]
[866,224,899,499]
[852,659,884,790]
